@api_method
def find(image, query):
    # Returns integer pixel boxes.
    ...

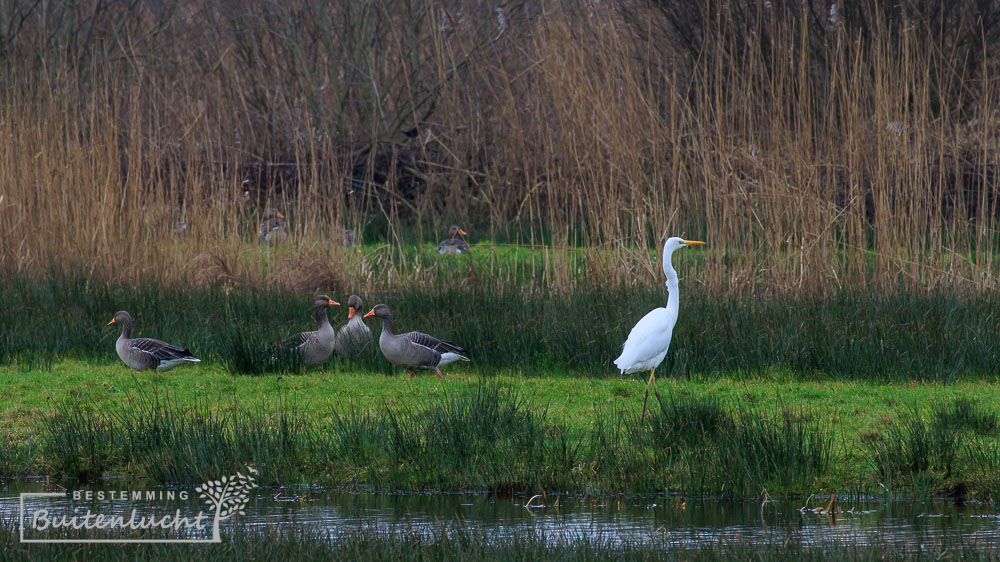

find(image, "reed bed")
[2,274,998,380]
[0,1,998,295]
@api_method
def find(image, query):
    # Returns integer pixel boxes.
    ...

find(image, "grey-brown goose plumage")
[108,311,201,372]
[363,304,469,378]
[259,208,288,245]
[437,225,469,254]
[334,295,372,359]
[280,295,340,367]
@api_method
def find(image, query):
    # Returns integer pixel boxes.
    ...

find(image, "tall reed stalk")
[0,1,997,295]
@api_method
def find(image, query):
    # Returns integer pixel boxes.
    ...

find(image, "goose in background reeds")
[278,295,340,367]
[259,208,288,245]
[363,304,469,378]
[108,311,200,372]
[342,228,357,248]
[437,225,469,254]
[335,294,372,359]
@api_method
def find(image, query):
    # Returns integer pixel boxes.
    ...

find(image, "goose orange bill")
[363,308,375,318]
[348,306,356,319]
[329,299,340,306]
[683,240,706,245]
[458,228,467,236]
[108,318,116,325]
[277,212,285,219]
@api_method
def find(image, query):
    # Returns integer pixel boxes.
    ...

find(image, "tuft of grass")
[933,398,999,436]
[43,403,117,482]
[865,408,963,494]
[720,405,832,497]
[0,434,36,478]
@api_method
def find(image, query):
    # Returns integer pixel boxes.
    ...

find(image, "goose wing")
[399,331,466,354]
[128,337,197,362]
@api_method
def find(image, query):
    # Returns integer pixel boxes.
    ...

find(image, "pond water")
[1,479,996,548]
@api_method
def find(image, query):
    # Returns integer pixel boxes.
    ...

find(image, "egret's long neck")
[664,252,680,316]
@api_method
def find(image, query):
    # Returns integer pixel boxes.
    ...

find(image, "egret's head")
[663,237,706,254]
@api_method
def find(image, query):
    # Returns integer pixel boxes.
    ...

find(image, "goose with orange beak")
[363,304,469,378]
[614,237,706,419]
[108,311,201,372]
[335,295,372,359]
[259,208,288,245]
[437,225,469,254]
[277,295,340,367]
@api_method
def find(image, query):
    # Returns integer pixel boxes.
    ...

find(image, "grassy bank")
[1,518,995,561]
[2,275,999,381]
[3,362,1000,500]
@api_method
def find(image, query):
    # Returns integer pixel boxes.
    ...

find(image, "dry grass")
[0,0,998,295]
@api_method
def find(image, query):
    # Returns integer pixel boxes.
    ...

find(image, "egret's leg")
[651,369,663,406]
[641,368,656,420]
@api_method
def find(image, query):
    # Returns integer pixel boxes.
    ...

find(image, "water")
[1,479,996,548]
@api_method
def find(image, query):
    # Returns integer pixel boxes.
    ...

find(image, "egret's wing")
[614,307,676,372]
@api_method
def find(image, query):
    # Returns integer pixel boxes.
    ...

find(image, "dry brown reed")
[0,0,997,296]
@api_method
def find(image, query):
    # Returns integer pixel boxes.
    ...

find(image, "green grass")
[2,272,1000,381]
[4,360,1000,499]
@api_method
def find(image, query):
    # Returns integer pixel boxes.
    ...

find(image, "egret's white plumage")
[614,236,705,417]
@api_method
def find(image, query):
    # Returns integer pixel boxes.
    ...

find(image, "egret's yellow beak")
[329,299,340,307]
[348,306,355,319]
[108,318,116,326]
[683,240,706,246]
[363,308,375,318]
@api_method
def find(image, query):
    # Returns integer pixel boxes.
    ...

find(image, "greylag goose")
[108,311,201,372]
[437,225,469,254]
[363,304,469,378]
[259,208,288,245]
[342,228,357,248]
[334,295,372,359]
[279,295,340,367]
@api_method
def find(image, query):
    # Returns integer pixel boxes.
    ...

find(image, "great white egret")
[614,237,705,418]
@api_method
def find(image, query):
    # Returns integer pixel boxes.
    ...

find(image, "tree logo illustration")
[194,465,258,542]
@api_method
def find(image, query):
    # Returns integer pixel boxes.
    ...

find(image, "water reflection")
[1,479,995,548]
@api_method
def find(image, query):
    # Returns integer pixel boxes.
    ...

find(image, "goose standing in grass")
[108,311,201,372]
[614,237,705,419]
[279,295,340,367]
[334,295,372,359]
[437,225,469,254]
[363,304,469,378]
[259,208,288,245]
